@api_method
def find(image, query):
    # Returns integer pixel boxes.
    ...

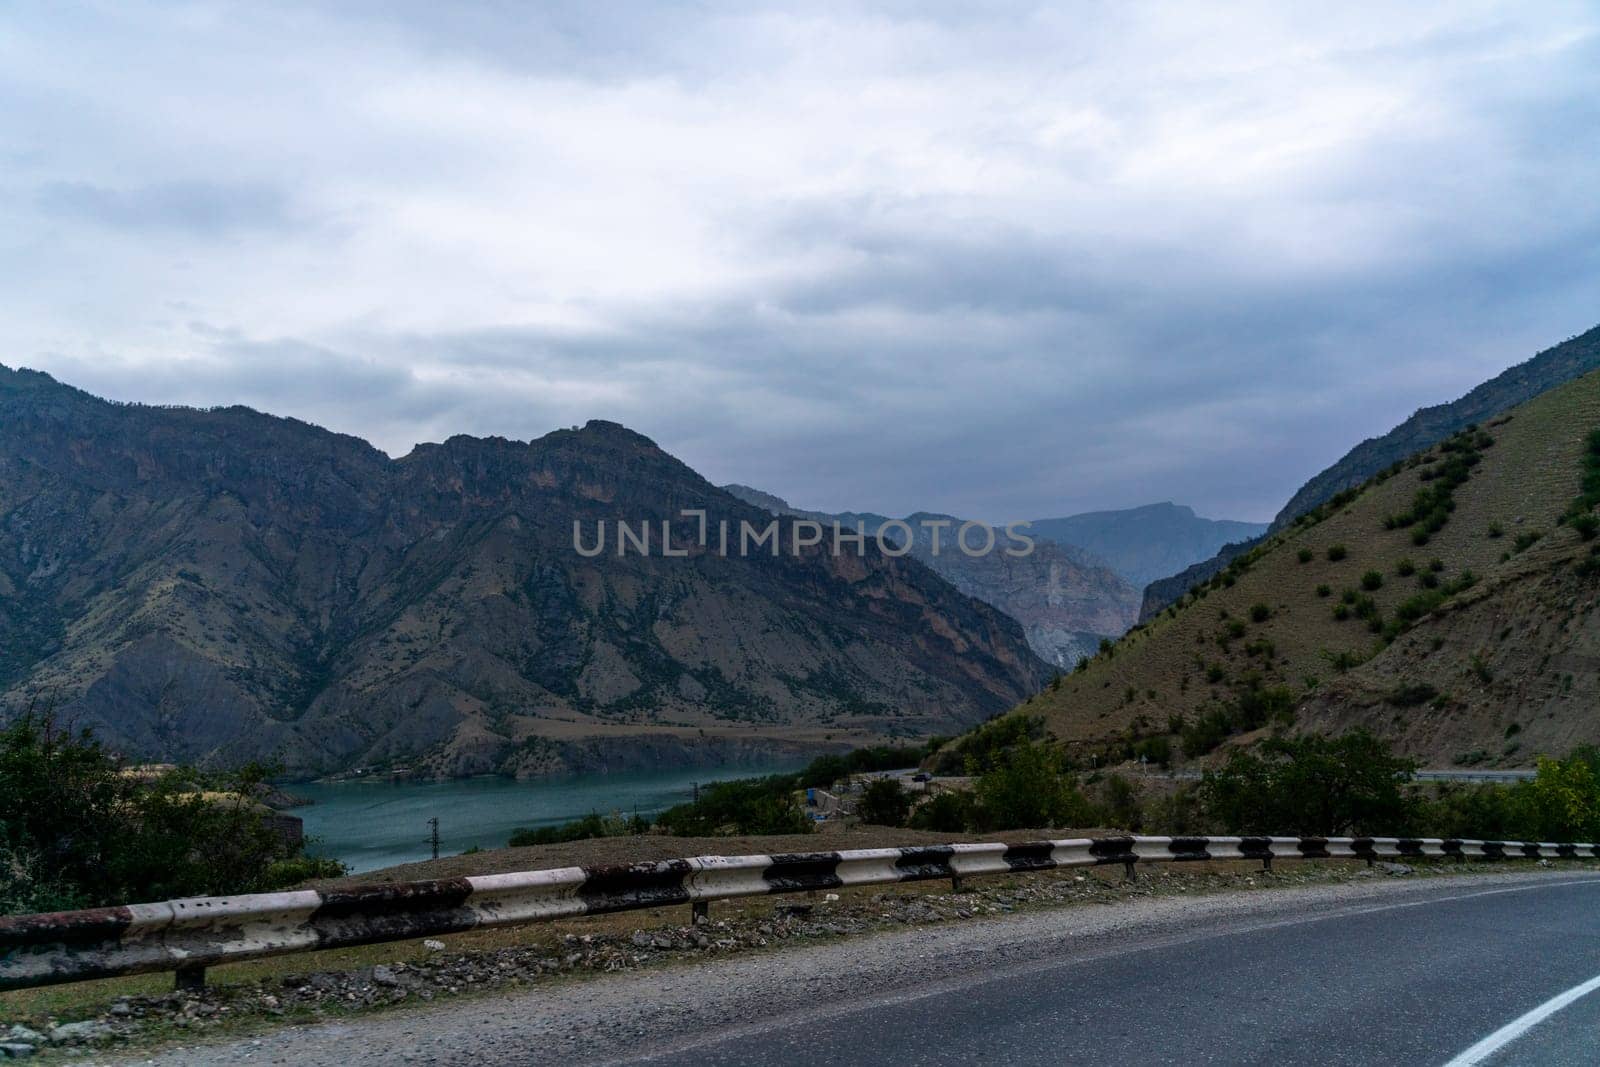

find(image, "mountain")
[1136,323,1600,622]
[1136,536,1263,623]
[961,366,1600,769]
[0,366,1048,778]
[1027,504,1266,590]
[722,487,1140,669]
[1271,323,1600,532]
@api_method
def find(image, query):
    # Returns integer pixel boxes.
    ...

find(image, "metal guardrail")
[1411,770,1538,783]
[2,835,1594,992]
[1160,769,1537,783]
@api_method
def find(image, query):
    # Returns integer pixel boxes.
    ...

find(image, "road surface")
[127,870,1600,1066]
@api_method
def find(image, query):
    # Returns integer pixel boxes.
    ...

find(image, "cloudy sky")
[2,2,1597,522]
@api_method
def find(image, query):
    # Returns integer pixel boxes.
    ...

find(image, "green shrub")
[1361,571,1383,591]
[1132,735,1172,767]
[909,791,975,832]
[799,744,929,789]
[1396,559,1416,576]
[1179,708,1234,758]
[1099,774,1144,831]
[970,741,1092,831]
[935,715,1047,775]
[655,776,812,836]
[1249,603,1271,623]
[1315,584,1331,598]
[1387,683,1439,707]
[1199,730,1418,836]
[1327,545,1348,562]
[0,713,338,914]
[1393,590,1445,623]
[857,778,914,827]
[1297,548,1314,564]
[509,811,650,847]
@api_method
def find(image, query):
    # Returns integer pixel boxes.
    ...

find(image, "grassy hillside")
[986,368,1600,769]
[1271,322,1600,531]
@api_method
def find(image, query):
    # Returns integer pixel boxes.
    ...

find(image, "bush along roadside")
[0,711,343,917]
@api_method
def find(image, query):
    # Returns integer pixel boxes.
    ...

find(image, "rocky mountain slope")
[970,367,1600,769]
[0,367,1048,777]
[722,487,1140,669]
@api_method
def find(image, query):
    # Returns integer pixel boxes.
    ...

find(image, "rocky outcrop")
[0,367,1049,776]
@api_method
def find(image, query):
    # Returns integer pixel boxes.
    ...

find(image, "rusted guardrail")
[4,834,1594,992]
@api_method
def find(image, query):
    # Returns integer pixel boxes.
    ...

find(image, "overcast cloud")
[2,1,1597,521]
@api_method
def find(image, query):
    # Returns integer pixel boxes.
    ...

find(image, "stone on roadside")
[47,1020,114,1046]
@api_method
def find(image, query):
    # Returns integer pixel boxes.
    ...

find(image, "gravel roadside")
[85,867,1600,1067]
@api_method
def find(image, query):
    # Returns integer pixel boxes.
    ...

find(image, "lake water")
[294,763,800,873]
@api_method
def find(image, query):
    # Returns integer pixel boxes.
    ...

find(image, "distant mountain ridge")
[0,366,1048,778]
[1026,503,1266,590]
[721,488,1263,669]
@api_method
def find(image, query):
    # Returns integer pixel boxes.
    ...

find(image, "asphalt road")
[129,871,1600,1067]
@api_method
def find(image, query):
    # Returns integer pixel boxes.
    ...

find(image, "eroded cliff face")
[0,367,1048,777]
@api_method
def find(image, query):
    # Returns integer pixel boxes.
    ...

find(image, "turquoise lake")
[294,763,799,873]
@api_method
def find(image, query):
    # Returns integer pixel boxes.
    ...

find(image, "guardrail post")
[1261,855,1272,873]
[1122,860,1137,882]
[691,900,709,925]
[174,964,205,992]
[951,873,965,893]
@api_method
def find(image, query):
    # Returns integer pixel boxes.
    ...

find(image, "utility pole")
[427,817,440,860]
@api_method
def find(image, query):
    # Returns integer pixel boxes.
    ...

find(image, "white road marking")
[1442,970,1600,1066]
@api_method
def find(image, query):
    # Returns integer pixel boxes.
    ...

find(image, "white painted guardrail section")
[3,834,1595,992]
